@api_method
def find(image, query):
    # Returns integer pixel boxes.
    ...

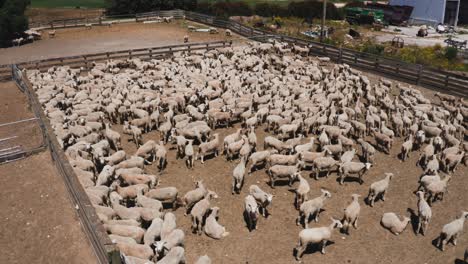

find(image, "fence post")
[339,47,343,64]
[354,54,357,65]
[416,65,422,85]
[374,57,379,70]
[83,56,88,69]
[250,28,254,36]
[396,63,400,74]
[149,49,153,59]
[99,17,102,25]
[129,50,132,59]
[444,74,450,89]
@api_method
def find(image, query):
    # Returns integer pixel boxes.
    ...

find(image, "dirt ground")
[112,113,467,264]
[0,81,97,264]
[27,8,104,25]
[0,21,239,65]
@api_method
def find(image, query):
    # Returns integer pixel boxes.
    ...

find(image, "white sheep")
[161,212,177,241]
[244,194,260,232]
[157,246,185,264]
[415,191,432,236]
[154,229,185,259]
[338,161,372,185]
[248,149,277,173]
[145,187,179,210]
[381,212,410,235]
[196,133,220,163]
[367,173,393,207]
[295,218,343,260]
[267,164,301,188]
[181,180,207,215]
[190,191,218,235]
[425,175,451,205]
[204,207,230,239]
[232,157,247,194]
[437,211,468,251]
[294,174,310,210]
[341,193,361,235]
[185,140,195,169]
[144,218,163,245]
[248,185,273,218]
[296,189,332,228]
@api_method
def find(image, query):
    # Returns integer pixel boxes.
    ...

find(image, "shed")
[389,0,463,26]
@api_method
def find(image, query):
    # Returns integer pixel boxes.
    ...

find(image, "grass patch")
[30,0,107,9]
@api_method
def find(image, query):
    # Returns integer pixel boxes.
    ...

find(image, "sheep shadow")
[242,211,257,232]
[454,259,466,264]
[293,240,335,258]
[431,237,442,251]
[248,163,266,174]
[334,175,363,185]
[406,208,419,234]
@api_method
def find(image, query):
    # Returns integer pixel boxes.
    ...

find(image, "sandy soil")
[0,21,238,65]
[0,82,43,150]
[0,81,97,264]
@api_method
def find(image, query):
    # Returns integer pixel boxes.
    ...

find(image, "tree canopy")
[0,0,30,48]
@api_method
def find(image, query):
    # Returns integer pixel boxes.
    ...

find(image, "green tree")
[0,0,30,48]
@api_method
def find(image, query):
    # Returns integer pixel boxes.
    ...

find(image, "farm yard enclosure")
[24,38,468,264]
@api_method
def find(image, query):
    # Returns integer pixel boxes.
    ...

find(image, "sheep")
[123,256,154,264]
[196,133,220,163]
[313,156,339,180]
[118,173,157,188]
[294,174,310,210]
[442,151,465,173]
[367,173,393,207]
[114,156,147,170]
[160,212,177,241]
[267,164,301,188]
[157,246,185,264]
[195,255,211,264]
[232,157,247,194]
[102,150,127,166]
[136,194,163,211]
[145,187,179,210]
[425,175,451,205]
[357,138,376,164]
[340,149,356,164]
[264,135,286,153]
[226,136,246,161]
[267,153,300,168]
[295,218,343,260]
[295,137,315,153]
[116,243,154,261]
[437,211,468,251]
[103,224,145,243]
[248,149,277,173]
[135,140,156,162]
[381,212,411,235]
[104,123,122,150]
[248,185,273,218]
[341,194,361,234]
[244,194,260,232]
[204,207,230,239]
[154,229,185,259]
[373,129,393,154]
[300,150,328,168]
[338,161,372,185]
[96,165,115,186]
[223,128,242,154]
[181,180,207,215]
[296,189,332,228]
[154,143,168,171]
[400,134,413,161]
[417,140,435,167]
[184,140,195,169]
[424,155,440,174]
[415,191,432,236]
[190,191,218,235]
[143,218,164,245]
[109,234,137,245]
[174,135,187,160]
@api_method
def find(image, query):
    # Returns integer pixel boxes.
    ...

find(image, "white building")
[389,0,461,26]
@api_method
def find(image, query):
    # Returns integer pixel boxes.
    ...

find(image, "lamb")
[248,185,273,218]
[341,194,361,234]
[145,187,179,210]
[181,180,207,215]
[190,191,218,235]
[415,191,432,236]
[244,194,260,232]
[184,140,195,169]
[437,211,468,251]
[367,173,393,207]
[425,175,451,205]
[103,224,145,243]
[295,218,343,260]
[156,246,185,264]
[338,161,372,185]
[267,164,301,188]
[296,189,332,228]
[204,207,230,239]
[196,133,220,163]
[294,174,310,210]
[232,157,247,194]
[248,149,277,173]
[154,229,185,259]
[381,212,411,235]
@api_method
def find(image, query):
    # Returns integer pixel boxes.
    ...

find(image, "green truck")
[345,7,385,25]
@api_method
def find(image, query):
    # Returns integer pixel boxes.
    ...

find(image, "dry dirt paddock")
[0,81,96,264]
[0,21,238,65]
[113,98,467,264]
